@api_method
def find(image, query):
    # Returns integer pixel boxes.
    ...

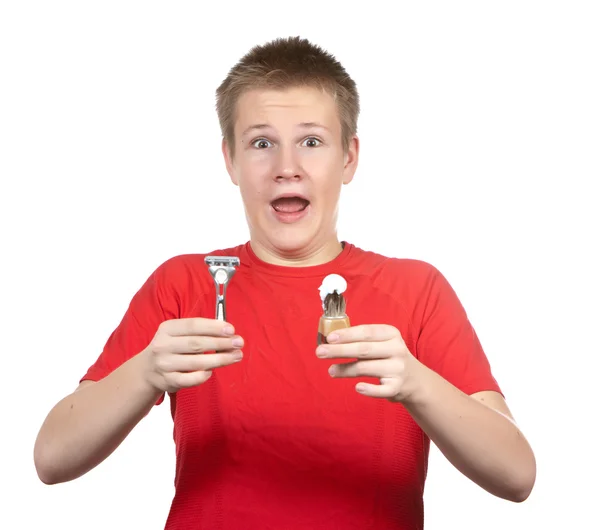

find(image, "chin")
[262,224,321,257]
[272,231,314,253]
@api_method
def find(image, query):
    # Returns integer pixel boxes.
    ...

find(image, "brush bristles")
[324,291,346,317]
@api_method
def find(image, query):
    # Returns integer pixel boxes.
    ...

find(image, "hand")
[315,324,423,403]
[142,318,244,393]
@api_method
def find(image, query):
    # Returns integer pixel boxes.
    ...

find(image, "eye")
[302,137,321,148]
[252,138,272,149]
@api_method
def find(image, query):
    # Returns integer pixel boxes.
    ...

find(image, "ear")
[222,138,238,186]
[342,135,359,185]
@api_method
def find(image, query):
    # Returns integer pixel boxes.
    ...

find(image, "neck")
[250,236,344,267]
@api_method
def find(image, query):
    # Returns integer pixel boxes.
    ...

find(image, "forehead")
[234,86,340,135]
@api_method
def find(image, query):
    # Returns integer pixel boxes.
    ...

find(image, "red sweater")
[82,241,501,529]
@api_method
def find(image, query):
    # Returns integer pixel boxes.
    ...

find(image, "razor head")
[204,256,240,268]
[205,256,240,285]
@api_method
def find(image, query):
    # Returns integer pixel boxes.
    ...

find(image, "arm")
[405,263,535,500]
[34,317,244,485]
[34,350,162,485]
[34,261,172,485]
[402,365,536,502]
[323,330,536,503]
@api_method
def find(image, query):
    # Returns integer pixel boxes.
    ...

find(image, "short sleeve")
[80,262,180,404]
[414,265,502,397]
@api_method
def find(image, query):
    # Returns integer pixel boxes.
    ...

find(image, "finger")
[355,378,401,399]
[161,318,236,337]
[160,351,243,373]
[316,340,391,360]
[328,359,401,379]
[325,324,400,345]
[167,335,244,354]
[168,370,214,389]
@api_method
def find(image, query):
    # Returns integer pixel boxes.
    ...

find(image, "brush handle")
[317,315,350,345]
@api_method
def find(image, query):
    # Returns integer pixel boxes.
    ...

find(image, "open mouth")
[270,196,310,214]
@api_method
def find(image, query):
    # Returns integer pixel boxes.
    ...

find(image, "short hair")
[216,36,359,155]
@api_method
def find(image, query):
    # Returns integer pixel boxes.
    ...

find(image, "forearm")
[34,350,162,485]
[403,364,536,502]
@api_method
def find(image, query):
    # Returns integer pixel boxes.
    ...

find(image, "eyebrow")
[241,124,270,137]
[297,122,329,131]
[241,122,330,137]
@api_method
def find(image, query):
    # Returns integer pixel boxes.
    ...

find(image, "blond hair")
[216,36,359,155]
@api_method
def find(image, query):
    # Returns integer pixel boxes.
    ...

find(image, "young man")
[34,36,536,529]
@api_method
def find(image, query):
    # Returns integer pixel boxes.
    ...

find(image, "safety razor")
[205,256,240,321]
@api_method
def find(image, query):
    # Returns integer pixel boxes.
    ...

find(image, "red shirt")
[82,241,501,529]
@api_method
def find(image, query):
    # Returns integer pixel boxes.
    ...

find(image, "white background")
[1,1,598,528]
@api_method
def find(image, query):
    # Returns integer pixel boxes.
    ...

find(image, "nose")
[274,145,302,181]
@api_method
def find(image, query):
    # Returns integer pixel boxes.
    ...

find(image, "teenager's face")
[223,86,359,260]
